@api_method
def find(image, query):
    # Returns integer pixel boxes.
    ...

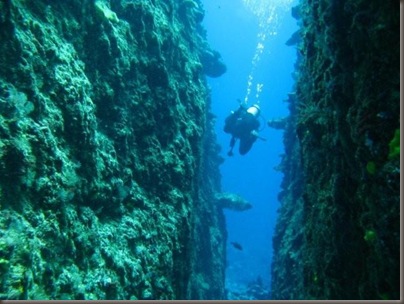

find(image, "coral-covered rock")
[271,0,399,300]
[0,0,226,300]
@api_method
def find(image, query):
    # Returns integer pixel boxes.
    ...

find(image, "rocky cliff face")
[271,0,399,300]
[0,0,226,299]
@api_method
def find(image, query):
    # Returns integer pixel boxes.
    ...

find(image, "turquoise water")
[202,0,298,298]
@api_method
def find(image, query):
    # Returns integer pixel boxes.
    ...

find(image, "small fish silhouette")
[230,241,243,251]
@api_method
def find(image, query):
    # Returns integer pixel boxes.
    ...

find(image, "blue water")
[201,0,298,296]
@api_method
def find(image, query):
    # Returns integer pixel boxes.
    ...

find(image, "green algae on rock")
[95,1,120,23]
[387,129,400,160]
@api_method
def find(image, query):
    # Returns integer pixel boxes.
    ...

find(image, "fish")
[230,241,243,251]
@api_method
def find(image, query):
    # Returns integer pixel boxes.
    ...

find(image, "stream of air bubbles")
[242,0,295,105]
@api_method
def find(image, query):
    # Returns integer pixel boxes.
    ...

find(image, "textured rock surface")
[271,0,399,300]
[0,0,226,299]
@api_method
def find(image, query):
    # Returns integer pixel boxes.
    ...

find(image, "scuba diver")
[224,103,265,156]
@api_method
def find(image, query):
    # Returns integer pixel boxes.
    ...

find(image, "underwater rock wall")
[0,0,226,299]
[271,0,399,300]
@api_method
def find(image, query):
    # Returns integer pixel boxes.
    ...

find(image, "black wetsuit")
[224,106,260,155]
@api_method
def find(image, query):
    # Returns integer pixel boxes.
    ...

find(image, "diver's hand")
[251,130,266,141]
[251,130,259,137]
